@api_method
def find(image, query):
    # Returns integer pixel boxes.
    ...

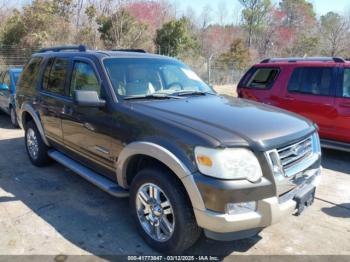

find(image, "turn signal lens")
[196,155,213,167]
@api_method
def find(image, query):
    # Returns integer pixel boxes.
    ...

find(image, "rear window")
[288,67,333,96]
[18,57,43,89]
[245,67,279,89]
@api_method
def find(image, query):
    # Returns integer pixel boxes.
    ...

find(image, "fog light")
[225,201,257,215]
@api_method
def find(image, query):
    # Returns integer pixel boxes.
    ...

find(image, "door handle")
[33,96,41,104]
[61,105,73,115]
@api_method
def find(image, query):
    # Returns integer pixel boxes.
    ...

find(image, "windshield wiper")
[172,90,215,96]
[123,93,181,100]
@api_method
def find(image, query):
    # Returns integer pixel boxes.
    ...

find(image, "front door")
[61,59,114,177]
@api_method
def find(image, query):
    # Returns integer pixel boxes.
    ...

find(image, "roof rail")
[112,49,146,53]
[37,45,87,53]
[260,57,346,63]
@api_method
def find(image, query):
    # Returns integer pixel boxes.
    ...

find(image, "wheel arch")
[116,142,205,211]
[20,103,50,146]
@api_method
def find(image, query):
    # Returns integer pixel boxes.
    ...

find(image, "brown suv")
[16,46,322,253]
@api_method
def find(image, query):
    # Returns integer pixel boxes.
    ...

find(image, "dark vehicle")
[16,46,321,253]
[0,67,23,127]
[237,57,350,152]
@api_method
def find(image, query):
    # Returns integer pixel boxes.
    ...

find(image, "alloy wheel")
[26,128,39,160]
[136,183,175,242]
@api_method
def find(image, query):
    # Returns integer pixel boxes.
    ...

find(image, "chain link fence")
[0,45,242,93]
[0,45,41,71]
[187,63,242,85]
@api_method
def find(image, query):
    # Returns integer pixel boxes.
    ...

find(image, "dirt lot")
[0,108,349,258]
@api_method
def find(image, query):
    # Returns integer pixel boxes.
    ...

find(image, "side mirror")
[0,84,9,91]
[73,90,106,107]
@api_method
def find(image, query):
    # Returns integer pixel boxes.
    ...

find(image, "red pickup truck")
[237,57,350,151]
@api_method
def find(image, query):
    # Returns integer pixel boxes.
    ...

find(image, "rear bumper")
[194,168,321,241]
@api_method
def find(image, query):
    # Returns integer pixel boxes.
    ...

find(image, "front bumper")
[194,167,321,241]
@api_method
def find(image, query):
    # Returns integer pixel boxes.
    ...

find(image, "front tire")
[25,121,51,166]
[10,106,19,128]
[130,168,201,254]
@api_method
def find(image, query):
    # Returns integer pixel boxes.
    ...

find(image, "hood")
[130,95,315,150]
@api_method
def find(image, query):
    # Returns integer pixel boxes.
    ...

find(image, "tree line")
[0,0,349,76]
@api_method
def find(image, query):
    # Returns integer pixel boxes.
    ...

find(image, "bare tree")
[320,11,350,56]
[217,1,228,25]
[198,4,212,30]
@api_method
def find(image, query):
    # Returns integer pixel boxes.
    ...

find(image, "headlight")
[194,147,263,182]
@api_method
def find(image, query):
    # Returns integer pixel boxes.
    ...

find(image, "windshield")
[103,58,214,98]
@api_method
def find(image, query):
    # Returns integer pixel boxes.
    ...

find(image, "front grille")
[277,137,313,171]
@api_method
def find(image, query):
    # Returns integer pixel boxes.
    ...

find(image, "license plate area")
[293,186,316,215]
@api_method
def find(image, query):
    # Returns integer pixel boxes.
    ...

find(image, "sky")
[173,0,350,24]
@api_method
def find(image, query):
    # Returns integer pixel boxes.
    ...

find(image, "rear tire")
[10,106,19,128]
[130,168,201,254]
[25,121,51,166]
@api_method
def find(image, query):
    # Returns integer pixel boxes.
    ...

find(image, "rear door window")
[42,58,70,95]
[288,67,333,96]
[246,67,279,89]
[17,57,43,89]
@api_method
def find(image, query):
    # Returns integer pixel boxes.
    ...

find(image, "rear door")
[39,57,71,144]
[237,66,280,105]
[334,65,350,143]
[279,66,337,139]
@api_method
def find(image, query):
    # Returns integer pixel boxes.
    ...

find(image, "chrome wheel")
[136,183,175,242]
[26,128,39,160]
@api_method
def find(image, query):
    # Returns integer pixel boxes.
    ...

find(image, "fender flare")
[116,141,205,210]
[20,103,50,146]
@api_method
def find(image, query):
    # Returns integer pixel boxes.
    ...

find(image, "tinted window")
[18,57,43,88]
[288,67,332,96]
[43,58,69,95]
[342,68,350,98]
[70,62,99,96]
[42,58,55,90]
[246,68,279,89]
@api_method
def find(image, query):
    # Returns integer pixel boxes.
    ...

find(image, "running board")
[48,150,129,198]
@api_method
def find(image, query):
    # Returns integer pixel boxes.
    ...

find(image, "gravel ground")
[0,106,349,259]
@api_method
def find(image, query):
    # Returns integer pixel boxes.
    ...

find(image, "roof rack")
[260,57,346,63]
[37,45,87,53]
[112,49,146,53]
